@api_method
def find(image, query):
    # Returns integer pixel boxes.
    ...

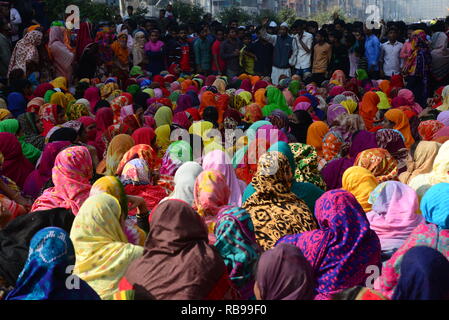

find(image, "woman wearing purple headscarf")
[254,243,315,300]
[174,94,193,113]
[321,130,378,190]
[327,104,349,126]
[22,141,71,199]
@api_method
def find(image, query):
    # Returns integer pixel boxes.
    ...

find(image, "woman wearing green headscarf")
[0,119,42,163]
[154,106,173,128]
[262,86,292,116]
[17,113,45,151]
[242,141,324,212]
[44,90,56,103]
[288,80,301,97]
[126,84,141,95]
[232,120,271,168]
[356,69,369,81]
[130,66,144,77]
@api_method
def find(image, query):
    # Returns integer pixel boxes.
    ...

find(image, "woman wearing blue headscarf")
[6,227,100,300]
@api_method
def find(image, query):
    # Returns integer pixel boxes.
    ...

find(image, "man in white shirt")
[292,19,313,78]
[380,27,403,78]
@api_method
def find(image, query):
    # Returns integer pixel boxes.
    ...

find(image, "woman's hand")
[128,195,148,214]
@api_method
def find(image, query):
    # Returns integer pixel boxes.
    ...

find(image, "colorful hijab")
[418,120,444,141]
[0,132,34,189]
[384,109,415,148]
[306,121,329,157]
[104,134,135,176]
[342,166,379,212]
[263,87,292,116]
[367,181,423,252]
[354,148,399,183]
[71,194,144,300]
[193,170,231,244]
[159,140,193,176]
[392,246,449,300]
[5,227,100,300]
[163,161,203,206]
[31,146,92,215]
[122,200,229,300]
[375,183,449,299]
[22,141,71,199]
[256,243,314,300]
[277,190,381,300]
[242,151,318,251]
[376,129,409,174]
[359,91,380,130]
[399,141,441,185]
[202,150,246,207]
[214,206,260,299]
[289,143,327,190]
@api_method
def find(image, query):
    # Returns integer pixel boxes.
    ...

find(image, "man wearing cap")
[259,18,294,85]
[267,21,278,35]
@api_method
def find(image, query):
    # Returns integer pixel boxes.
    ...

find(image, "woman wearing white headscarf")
[161,161,203,206]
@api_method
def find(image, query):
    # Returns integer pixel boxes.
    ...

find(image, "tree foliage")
[171,0,206,25]
[217,6,252,26]
[277,8,297,27]
[308,7,353,26]
[254,9,278,25]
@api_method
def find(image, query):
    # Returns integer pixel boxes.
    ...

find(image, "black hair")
[334,18,346,27]
[10,79,31,93]
[318,29,328,37]
[329,30,343,40]
[74,82,89,100]
[94,100,111,113]
[127,5,133,10]
[48,128,78,143]
[306,21,318,29]
[293,19,307,29]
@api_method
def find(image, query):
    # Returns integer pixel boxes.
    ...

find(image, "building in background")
[97,0,449,22]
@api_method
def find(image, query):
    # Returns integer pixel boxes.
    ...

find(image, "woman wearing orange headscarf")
[254,88,266,108]
[181,79,194,93]
[379,80,391,97]
[306,121,329,158]
[384,109,415,148]
[359,91,380,131]
[199,91,217,116]
[111,32,130,88]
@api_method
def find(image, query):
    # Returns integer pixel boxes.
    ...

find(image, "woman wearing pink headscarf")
[31,146,93,215]
[84,87,101,113]
[366,181,424,261]
[397,89,423,114]
[48,26,75,82]
[202,150,246,207]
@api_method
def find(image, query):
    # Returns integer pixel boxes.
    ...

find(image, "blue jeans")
[295,67,312,76]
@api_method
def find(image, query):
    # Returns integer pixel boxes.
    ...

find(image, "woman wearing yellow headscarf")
[101,82,120,100]
[342,166,379,212]
[341,99,358,114]
[0,109,12,121]
[71,193,144,300]
[50,76,68,91]
[409,140,449,200]
[238,91,252,105]
[188,121,214,137]
[155,124,171,158]
[50,91,68,109]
